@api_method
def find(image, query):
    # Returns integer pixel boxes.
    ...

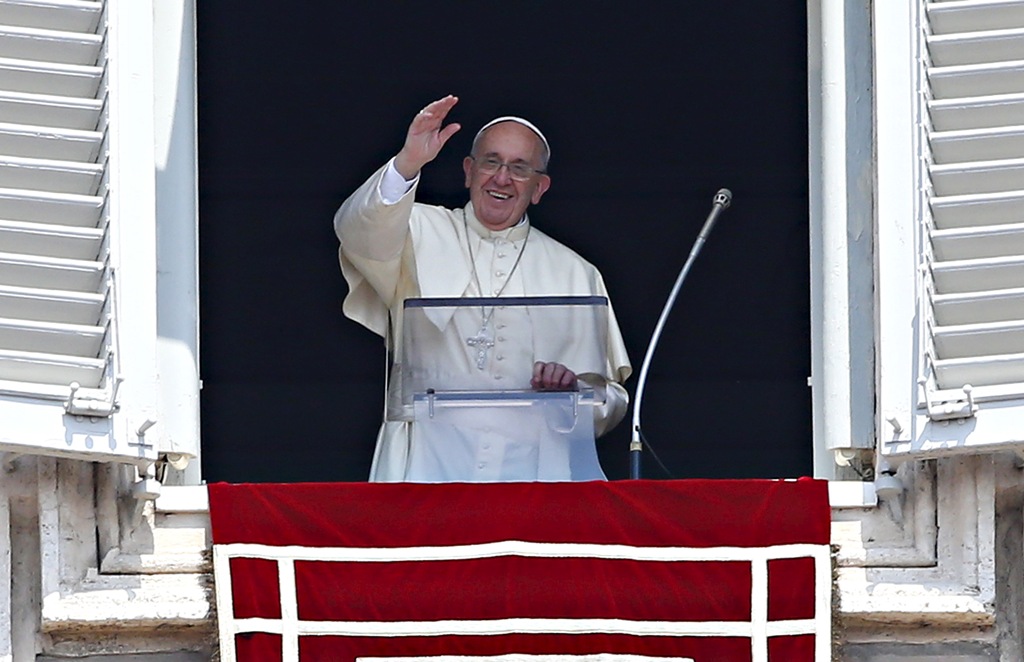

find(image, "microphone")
[629,188,733,479]
[698,188,732,242]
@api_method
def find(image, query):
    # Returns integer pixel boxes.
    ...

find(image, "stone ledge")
[41,572,213,632]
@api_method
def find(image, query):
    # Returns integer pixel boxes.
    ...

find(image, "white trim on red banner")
[216,540,826,562]
[213,541,832,662]
[231,615,820,637]
[358,656,695,662]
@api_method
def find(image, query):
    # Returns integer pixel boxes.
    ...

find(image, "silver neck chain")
[462,209,529,369]
[462,209,530,323]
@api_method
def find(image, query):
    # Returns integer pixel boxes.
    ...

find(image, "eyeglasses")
[470,156,546,181]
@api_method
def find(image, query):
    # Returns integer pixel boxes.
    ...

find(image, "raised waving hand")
[393,95,462,179]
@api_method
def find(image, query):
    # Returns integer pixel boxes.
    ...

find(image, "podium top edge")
[404,295,608,308]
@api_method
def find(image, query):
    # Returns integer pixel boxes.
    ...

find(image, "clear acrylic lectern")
[398,296,610,482]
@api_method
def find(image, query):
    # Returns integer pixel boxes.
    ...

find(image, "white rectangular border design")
[214,541,832,662]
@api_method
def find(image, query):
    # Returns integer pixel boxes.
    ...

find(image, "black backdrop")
[196,3,811,483]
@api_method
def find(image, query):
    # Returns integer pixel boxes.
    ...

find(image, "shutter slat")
[932,255,1024,294]
[0,250,102,291]
[0,218,102,259]
[931,189,1024,227]
[0,0,102,34]
[0,187,102,225]
[0,56,100,97]
[0,283,103,324]
[0,155,101,193]
[934,287,1024,325]
[928,1,1024,34]
[0,347,103,386]
[930,124,1024,163]
[0,24,101,66]
[930,158,1024,195]
[928,60,1024,98]
[933,319,1024,358]
[932,221,1024,260]
[0,121,101,160]
[929,28,1024,66]
[930,92,1024,130]
[934,352,1024,388]
[0,90,100,130]
[0,315,102,355]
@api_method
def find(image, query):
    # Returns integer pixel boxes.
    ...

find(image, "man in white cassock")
[334,95,631,482]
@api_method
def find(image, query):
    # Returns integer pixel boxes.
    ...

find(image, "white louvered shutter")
[879,0,1024,458]
[0,0,161,465]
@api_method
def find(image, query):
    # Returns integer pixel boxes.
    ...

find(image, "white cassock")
[334,161,632,482]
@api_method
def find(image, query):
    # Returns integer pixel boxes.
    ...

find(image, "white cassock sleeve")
[379,158,418,204]
[334,161,421,337]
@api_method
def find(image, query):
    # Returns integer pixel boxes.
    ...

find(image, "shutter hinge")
[918,379,977,422]
[64,376,123,418]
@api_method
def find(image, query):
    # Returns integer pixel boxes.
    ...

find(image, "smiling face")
[463,121,551,231]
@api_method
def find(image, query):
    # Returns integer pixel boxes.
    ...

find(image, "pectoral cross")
[466,326,495,370]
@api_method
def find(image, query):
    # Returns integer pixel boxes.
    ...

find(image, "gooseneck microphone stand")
[629,188,733,479]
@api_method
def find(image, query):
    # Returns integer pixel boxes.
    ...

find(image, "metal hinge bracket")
[919,379,977,422]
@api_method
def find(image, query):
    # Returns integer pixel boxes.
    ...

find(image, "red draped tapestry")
[209,479,831,662]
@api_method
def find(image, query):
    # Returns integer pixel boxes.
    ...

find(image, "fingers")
[436,121,462,148]
[531,361,578,391]
[396,95,461,178]
[412,95,459,131]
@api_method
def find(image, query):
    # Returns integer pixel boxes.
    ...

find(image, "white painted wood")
[875,0,926,459]
[0,187,102,224]
[0,89,100,129]
[928,28,1024,66]
[933,320,1024,357]
[101,0,160,457]
[809,0,876,473]
[928,0,1024,34]
[929,60,1024,99]
[934,286,1024,325]
[0,393,160,463]
[932,221,1024,260]
[0,284,104,324]
[932,189,1024,227]
[930,124,1024,163]
[931,92,1024,130]
[0,316,104,355]
[152,0,200,475]
[0,251,103,292]
[0,155,102,194]
[0,122,101,161]
[0,24,101,65]
[0,56,100,96]
[931,158,1024,196]
[0,218,103,259]
[0,0,110,401]
[0,0,173,466]
[877,0,1024,457]
[0,0,102,33]
[0,349,102,385]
